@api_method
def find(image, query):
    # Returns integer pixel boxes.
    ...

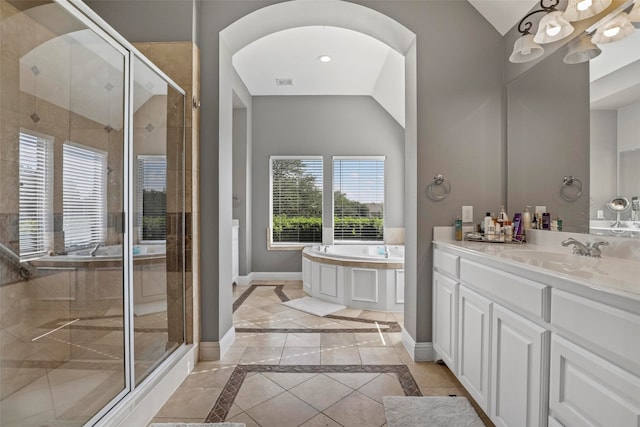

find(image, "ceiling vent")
[275,78,293,86]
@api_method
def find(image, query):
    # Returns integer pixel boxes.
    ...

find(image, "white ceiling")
[468,0,538,35]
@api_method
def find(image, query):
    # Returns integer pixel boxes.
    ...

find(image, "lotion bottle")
[484,213,494,240]
[523,206,532,230]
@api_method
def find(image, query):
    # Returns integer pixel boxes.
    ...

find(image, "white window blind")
[333,157,385,242]
[63,143,107,248]
[19,132,52,258]
[270,157,323,244]
[138,155,167,241]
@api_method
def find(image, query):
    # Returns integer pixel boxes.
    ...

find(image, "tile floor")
[150,281,494,426]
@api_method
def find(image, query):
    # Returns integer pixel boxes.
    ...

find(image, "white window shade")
[138,155,167,242]
[63,143,107,248]
[333,157,385,242]
[270,157,323,244]
[19,132,52,258]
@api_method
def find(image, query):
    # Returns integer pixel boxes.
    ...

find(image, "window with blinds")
[19,132,52,258]
[333,157,385,242]
[138,155,167,242]
[63,143,107,248]
[270,157,323,244]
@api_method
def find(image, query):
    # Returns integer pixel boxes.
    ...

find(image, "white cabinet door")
[491,304,548,427]
[550,334,640,427]
[433,270,458,373]
[458,285,492,413]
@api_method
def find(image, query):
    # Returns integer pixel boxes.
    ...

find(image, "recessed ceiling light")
[318,55,332,63]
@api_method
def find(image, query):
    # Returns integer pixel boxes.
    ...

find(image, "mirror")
[589,31,640,237]
[508,27,640,239]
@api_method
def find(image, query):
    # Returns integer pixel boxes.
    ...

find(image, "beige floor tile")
[320,346,361,365]
[357,311,390,322]
[225,402,244,419]
[180,364,235,388]
[246,391,319,427]
[320,332,356,347]
[239,347,283,365]
[233,373,286,411]
[227,411,261,427]
[300,413,344,426]
[244,333,288,347]
[285,332,322,347]
[156,386,221,419]
[356,373,405,403]
[324,372,379,390]
[280,347,322,365]
[332,308,363,318]
[419,386,468,397]
[323,391,386,427]
[354,332,387,347]
[148,417,204,424]
[407,362,459,388]
[262,372,318,390]
[289,374,353,411]
[358,347,402,365]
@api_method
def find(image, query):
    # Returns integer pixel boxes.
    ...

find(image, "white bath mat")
[383,396,485,427]
[282,296,346,317]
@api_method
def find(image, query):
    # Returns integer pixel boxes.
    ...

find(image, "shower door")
[0,1,129,425]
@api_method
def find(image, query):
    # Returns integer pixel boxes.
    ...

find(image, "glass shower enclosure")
[0,1,186,425]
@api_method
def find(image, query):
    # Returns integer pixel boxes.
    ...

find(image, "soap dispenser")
[498,206,509,226]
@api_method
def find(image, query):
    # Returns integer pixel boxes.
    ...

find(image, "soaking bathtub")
[301,245,405,312]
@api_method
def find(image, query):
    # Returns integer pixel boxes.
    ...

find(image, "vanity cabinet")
[458,285,492,412]
[491,303,548,427]
[433,270,458,373]
[433,241,640,427]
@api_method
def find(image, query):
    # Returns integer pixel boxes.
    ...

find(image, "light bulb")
[546,24,562,36]
[577,0,592,11]
[318,55,332,63]
[603,26,620,37]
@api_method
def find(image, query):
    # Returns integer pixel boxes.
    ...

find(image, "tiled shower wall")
[134,42,200,345]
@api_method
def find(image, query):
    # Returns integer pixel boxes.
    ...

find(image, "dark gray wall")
[507,48,590,233]
[250,95,405,273]
[85,0,195,43]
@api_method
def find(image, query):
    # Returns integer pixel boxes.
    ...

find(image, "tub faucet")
[561,238,590,256]
[384,245,390,259]
[90,241,104,256]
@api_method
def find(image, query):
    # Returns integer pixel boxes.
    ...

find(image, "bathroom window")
[63,142,107,248]
[270,156,323,245]
[333,157,385,242]
[18,131,53,258]
[138,155,167,242]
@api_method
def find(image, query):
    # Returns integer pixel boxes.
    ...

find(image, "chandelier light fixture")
[510,0,639,64]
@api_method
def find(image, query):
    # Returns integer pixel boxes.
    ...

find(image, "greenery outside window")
[18,131,53,259]
[138,155,167,242]
[333,156,385,242]
[63,142,107,249]
[270,156,323,245]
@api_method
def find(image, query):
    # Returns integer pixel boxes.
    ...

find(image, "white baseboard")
[238,272,302,285]
[95,344,197,427]
[402,328,436,362]
[199,326,236,361]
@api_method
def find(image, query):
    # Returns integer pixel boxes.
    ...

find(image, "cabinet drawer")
[434,249,459,278]
[551,288,640,375]
[550,334,640,427]
[460,258,549,321]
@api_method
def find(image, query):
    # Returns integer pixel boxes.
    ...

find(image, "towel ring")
[427,174,451,201]
[561,175,582,201]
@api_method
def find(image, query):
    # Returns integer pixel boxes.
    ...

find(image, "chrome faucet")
[89,241,104,256]
[561,238,609,257]
[384,245,390,259]
[589,241,609,258]
[561,238,591,256]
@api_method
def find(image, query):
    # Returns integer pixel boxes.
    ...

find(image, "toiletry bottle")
[505,220,513,242]
[512,213,523,241]
[483,213,492,237]
[498,206,509,227]
[632,197,639,221]
[557,216,563,232]
[542,212,550,230]
[523,206,532,230]
[455,217,463,241]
